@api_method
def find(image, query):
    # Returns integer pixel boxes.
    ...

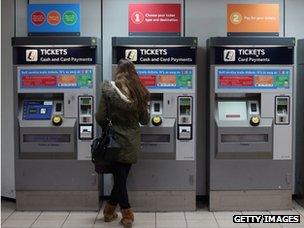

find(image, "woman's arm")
[139,107,150,125]
[95,94,107,126]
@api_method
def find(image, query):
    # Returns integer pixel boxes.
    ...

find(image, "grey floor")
[2,199,304,228]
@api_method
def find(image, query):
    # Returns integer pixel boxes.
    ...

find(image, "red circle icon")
[31,11,46,26]
[131,11,144,24]
[47,10,61,26]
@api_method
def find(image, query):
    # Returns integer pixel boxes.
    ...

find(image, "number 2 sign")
[227,4,279,36]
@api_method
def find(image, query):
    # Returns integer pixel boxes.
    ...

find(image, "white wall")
[1,0,16,198]
[285,0,304,194]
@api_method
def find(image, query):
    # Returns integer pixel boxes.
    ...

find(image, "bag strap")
[105,96,112,127]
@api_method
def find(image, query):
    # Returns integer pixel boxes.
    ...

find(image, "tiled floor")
[2,200,304,228]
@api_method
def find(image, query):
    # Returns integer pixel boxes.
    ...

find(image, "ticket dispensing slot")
[140,93,175,155]
[78,96,94,140]
[216,99,273,159]
[177,96,193,140]
[275,96,290,125]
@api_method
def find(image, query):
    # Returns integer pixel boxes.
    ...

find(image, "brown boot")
[120,208,134,228]
[103,203,118,222]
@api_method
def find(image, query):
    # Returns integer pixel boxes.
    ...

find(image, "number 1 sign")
[128,3,181,36]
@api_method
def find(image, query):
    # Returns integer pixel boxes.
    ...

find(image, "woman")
[95,59,150,227]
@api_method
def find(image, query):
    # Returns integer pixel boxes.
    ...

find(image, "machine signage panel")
[128,3,181,36]
[115,47,196,65]
[217,68,290,89]
[28,4,80,35]
[14,47,96,65]
[137,69,193,89]
[215,47,293,65]
[19,68,93,89]
[227,4,279,35]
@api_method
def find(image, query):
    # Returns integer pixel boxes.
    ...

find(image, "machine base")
[16,190,100,211]
[128,190,196,211]
[209,190,292,211]
[295,197,304,208]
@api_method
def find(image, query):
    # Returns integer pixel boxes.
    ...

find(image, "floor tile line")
[29,211,42,228]
[92,209,100,227]
[154,212,157,228]
[184,211,188,228]
[212,212,220,228]
[59,211,70,228]
[269,210,284,228]
[1,208,16,224]
[60,211,71,228]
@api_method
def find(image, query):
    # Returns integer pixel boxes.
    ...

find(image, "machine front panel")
[17,65,97,160]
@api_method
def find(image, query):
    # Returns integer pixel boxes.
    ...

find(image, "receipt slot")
[12,37,101,210]
[112,37,197,211]
[208,37,295,211]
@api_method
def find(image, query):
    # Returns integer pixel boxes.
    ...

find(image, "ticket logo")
[224,49,236,62]
[125,49,138,62]
[26,49,38,62]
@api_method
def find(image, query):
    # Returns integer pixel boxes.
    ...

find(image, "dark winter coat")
[95,81,150,164]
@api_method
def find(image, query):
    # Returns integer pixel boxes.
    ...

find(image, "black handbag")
[91,97,122,173]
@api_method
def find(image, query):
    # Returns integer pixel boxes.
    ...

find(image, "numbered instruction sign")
[128,3,181,36]
[227,4,279,36]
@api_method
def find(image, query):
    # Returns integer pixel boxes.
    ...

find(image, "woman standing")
[95,59,150,227]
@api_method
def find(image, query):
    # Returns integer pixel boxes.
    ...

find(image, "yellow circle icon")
[52,115,63,126]
[230,12,242,25]
[152,116,162,126]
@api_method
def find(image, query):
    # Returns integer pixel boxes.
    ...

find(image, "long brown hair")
[115,59,150,112]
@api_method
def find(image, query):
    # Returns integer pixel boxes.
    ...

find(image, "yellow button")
[152,115,162,126]
[52,115,63,126]
[250,116,260,126]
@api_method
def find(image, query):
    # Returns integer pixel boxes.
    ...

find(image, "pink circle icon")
[131,11,144,24]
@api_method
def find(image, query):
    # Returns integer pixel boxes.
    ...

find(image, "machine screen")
[217,68,290,89]
[23,101,53,120]
[218,101,247,121]
[137,69,193,89]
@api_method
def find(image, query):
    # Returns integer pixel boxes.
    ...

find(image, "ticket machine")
[12,37,101,210]
[207,37,295,211]
[112,37,197,211]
